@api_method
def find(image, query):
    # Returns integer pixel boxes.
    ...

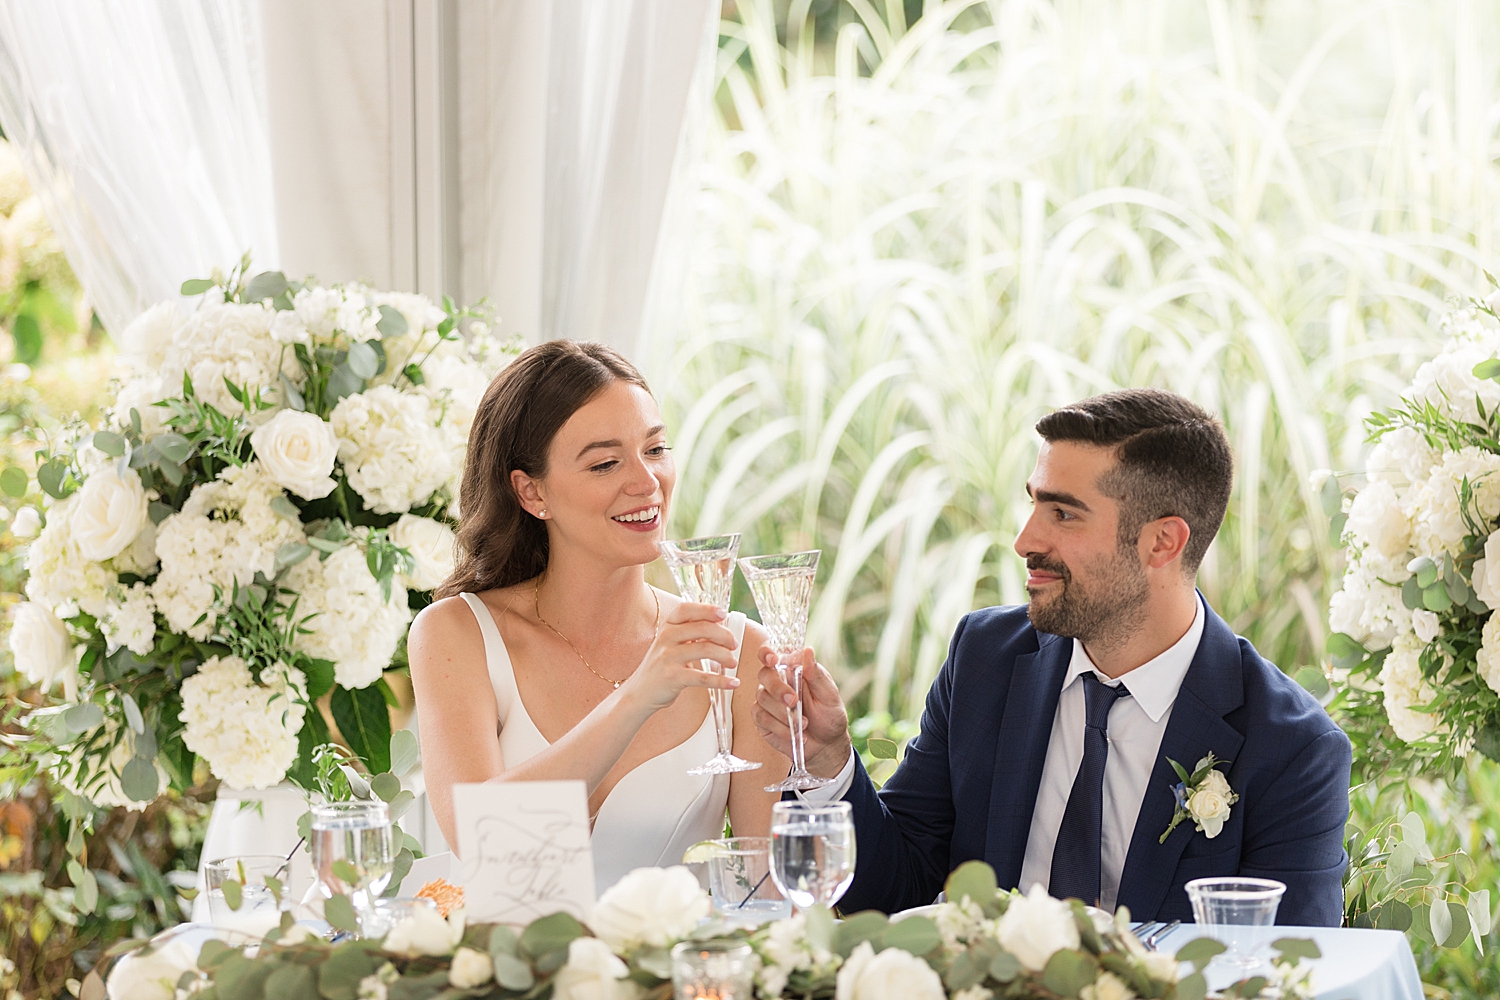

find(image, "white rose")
[383,904,464,957]
[105,935,199,1000]
[835,941,945,1000]
[71,466,150,562]
[588,866,711,950]
[1344,479,1410,562]
[119,301,182,371]
[1080,971,1135,1000]
[1472,531,1500,609]
[1411,609,1442,644]
[1142,951,1179,983]
[390,514,456,591]
[1476,615,1500,695]
[995,883,1080,971]
[449,947,494,989]
[9,602,77,699]
[249,409,339,500]
[552,937,642,1000]
[11,506,40,539]
[1188,787,1233,838]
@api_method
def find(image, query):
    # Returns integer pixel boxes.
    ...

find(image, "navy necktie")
[1048,672,1131,905]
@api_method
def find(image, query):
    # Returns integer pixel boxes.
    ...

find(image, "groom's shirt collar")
[1062,593,1204,722]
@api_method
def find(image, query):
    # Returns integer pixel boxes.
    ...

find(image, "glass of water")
[205,855,292,937]
[309,800,395,911]
[769,800,855,912]
[1186,877,1286,971]
[358,896,439,940]
[705,837,791,925]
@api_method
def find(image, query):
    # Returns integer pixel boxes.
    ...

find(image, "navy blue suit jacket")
[839,602,1352,925]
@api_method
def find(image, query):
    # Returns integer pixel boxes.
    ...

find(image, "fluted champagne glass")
[659,534,762,775]
[737,551,832,792]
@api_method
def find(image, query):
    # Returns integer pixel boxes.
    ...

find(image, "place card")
[451,780,596,924]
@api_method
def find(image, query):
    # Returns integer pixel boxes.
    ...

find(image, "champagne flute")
[737,550,832,791]
[658,534,762,775]
[768,800,855,912]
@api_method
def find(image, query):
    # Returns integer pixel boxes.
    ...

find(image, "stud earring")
[538,509,548,519]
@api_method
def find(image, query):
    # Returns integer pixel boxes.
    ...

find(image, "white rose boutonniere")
[1159,752,1239,843]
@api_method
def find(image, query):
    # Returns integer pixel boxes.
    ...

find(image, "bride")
[409,339,784,891]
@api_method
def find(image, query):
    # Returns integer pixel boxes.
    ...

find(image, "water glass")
[1186,877,1286,970]
[671,940,756,1000]
[205,855,292,937]
[704,837,791,925]
[309,800,395,909]
[769,800,855,912]
[358,895,439,940]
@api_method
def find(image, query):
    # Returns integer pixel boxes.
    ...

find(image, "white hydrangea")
[1405,447,1500,557]
[757,912,839,996]
[100,582,157,656]
[110,373,170,438]
[1328,559,1411,651]
[159,303,302,415]
[1365,426,1440,487]
[283,543,411,689]
[331,385,453,514]
[1379,632,1443,743]
[151,463,304,639]
[290,285,381,344]
[23,494,116,620]
[1343,478,1411,575]
[178,655,308,790]
[1409,332,1500,427]
[118,301,183,372]
[1476,615,1500,696]
[368,288,446,336]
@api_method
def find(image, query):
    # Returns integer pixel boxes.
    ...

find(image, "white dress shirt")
[806,595,1204,912]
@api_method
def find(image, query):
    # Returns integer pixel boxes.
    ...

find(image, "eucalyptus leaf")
[387,790,415,822]
[347,340,380,380]
[37,460,68,499]
[879,914,941,955]
[1422,582,1453,612]
[1175,937,1227,969]
[0,466,26,497]
[492,952,534,991]
[1400,812,1427,850]
[74,866,98,914]
[944,859,998,907]
[152,433,193,465]
[180,278,215,295]
[389,728,420,777]
[324,893,359,934]
[269,495,301,520]
[1467,889,1491,938]
[121,692,145,734]
[279,372,306,412]
[63,701,104,733]
[370,773,401,803]
[326,363,364,403]
[489,925,519,957]
[518,911,584,959]
[245,271,289,302]
[1430,896,1453,943]
[276,542,313,570]
[1040,949,1097,997]
[93,431,126,457]
[158,459,184,487]
[384,848,413,899]
[149,500,175,525]
[121,756,159,802]
[1293,666,1330,699]
[376,304,409,338]
[220,878,243,911]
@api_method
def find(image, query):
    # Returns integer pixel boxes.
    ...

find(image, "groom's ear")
[1142,515,1192,571]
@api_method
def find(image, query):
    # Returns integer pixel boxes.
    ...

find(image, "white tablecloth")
[1155,924,1423,1000]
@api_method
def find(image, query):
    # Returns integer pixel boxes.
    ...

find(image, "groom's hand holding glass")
[751,647,853,783]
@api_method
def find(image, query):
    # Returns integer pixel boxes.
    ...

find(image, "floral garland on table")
[100,862,1319,1000]
[1326,284,1500,770]
[2,257,516,841]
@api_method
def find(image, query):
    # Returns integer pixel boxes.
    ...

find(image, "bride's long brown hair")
[436,339,652,599]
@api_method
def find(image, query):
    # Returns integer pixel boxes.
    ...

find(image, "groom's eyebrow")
[1028,484,1092,512]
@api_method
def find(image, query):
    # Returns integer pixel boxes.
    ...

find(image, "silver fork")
[1142,920,1181,951]
[1133,920,1163,943]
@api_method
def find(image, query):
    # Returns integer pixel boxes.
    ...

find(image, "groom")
[754,389,1351,924]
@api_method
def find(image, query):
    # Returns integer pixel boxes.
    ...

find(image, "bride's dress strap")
[458,592,532,744]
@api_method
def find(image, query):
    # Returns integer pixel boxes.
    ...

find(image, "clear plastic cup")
[704,838,791,925]
[204,855,292,937]
[1185,877,1286,970]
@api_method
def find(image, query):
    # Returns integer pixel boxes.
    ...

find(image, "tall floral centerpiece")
[1328,289,1500,770]
[4,259,515,816]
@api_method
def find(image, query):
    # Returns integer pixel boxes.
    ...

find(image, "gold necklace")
[534,579,661,689]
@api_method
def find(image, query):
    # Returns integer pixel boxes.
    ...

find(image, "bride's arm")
[410,595,742,848]
[725,620,789,837]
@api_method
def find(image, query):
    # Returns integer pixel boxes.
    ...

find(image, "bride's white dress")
[459,593,737,892]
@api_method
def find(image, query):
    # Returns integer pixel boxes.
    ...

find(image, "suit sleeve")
[1238,726,1352,926]
[837,615,966,914]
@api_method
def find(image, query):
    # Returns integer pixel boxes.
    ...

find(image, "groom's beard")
[1024,548,1150,647]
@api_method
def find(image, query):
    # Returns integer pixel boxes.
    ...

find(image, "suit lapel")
[1116,602,1246,919]
[985,633,1070,890]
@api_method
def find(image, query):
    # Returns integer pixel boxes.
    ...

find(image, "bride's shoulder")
[409,593,489,661]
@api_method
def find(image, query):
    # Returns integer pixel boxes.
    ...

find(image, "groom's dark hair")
[1035,389,1232,574]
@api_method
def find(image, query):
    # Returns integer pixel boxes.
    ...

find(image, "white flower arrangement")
[1327,290,1500,766]
[118,860,1317,1000]
[5,258,518,812]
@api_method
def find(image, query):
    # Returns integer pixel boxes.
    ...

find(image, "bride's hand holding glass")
[618,601,742,713]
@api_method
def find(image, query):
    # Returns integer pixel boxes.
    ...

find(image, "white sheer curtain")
[0,0,276,336]
[456,0,717,354]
